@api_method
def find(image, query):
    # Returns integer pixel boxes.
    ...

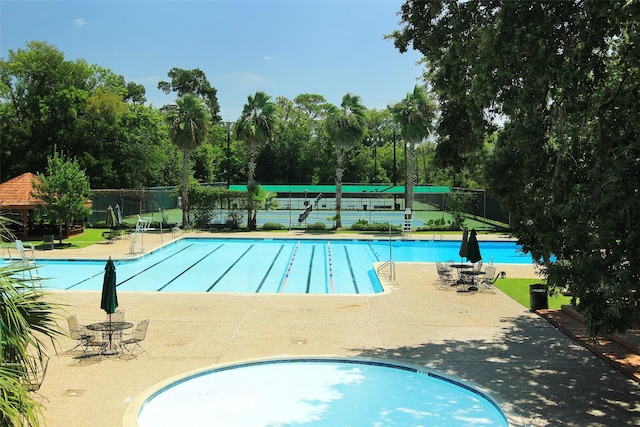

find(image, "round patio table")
[86,321,133,355]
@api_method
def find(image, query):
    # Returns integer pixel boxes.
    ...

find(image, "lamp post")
[220,121,234,188]
[365,136,380,183]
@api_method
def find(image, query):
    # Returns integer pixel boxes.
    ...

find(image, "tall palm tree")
[325,93,366,229]
[390,85,436,210]
[235,91,277,230]
[0,221,63,426]
[166,94,211,228]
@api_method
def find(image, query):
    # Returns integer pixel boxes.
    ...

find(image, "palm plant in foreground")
[325,93,366,228]
[0,244,63,426]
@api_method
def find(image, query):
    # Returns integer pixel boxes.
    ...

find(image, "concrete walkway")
[22,231,640,426]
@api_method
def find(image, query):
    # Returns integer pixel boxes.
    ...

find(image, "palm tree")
[325,93,366,229]
[390,85,436,210]
[235,91,277,230]
[166,94,211,228]
[0,221,63,426]
[247,182,279,229]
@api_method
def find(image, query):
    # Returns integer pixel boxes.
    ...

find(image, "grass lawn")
[34,228,110,250]
[494,277,572,310]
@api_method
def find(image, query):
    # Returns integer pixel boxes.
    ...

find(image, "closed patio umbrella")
[466,229,482,264]
[459,226,469,260]
[106,205,117,229]
[100,257,118,351]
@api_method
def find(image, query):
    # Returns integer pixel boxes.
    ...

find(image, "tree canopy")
[391,0,640,336]
[32,151,92,241]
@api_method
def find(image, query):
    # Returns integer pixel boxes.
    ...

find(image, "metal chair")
[120,320,149,358]
[24,355,50,402]
[436,262,455,289]
[66,315,93,353]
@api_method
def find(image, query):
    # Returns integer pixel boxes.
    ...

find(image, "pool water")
[8,238,531,294]
[135,358,509,427]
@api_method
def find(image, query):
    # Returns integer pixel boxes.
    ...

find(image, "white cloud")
[263,55,274,61]
[74,18,85,27]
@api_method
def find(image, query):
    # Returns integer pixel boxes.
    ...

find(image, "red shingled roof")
[0,172,43,209]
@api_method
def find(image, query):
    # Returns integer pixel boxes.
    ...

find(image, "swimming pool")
[130,358,512,427]
[10,238,531,294]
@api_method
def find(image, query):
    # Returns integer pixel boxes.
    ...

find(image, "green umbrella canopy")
[458,226,469,260]
[100,257,118,315]
[106,205,117,229]
[466,229,482,264]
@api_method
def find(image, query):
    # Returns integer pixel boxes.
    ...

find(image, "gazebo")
[0,172,43,240]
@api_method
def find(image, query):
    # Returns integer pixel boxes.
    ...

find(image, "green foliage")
[390,85,437,208]
[262,222,286,230]
[158,67,221,121]
[33,151,92,240]
[306,222,327,231]
[350,221,400,232]
[246,183,279,231]
[392,1,640,336]
[165,95,212,227]
[0,218,63,427]
[189,185,244,229]
[235,91,278,185]
[325,93,367,228]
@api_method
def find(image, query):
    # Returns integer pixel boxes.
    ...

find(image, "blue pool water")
[135,358,509,427]
[10,238,531,294]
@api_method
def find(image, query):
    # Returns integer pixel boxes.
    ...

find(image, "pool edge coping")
[122,355,526,427]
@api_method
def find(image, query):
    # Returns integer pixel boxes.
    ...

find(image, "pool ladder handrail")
[377,260,395,282]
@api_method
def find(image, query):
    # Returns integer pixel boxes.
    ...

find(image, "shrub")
[350,221,401,232]
[262,222,285,230]
[306,222,326,230]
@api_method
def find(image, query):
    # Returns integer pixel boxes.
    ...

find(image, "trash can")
[529,284,548,311]
[43,234,54,250]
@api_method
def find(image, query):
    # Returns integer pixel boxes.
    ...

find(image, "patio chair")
[480,266,498,293]
[66,315,93,353]
[120,319,149,358]
[80,327,107,357]
[105,310,126,342]
[24,355,50,401]
[436,262,455,289]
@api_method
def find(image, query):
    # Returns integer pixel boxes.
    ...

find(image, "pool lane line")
[305,245,316,294]
[327,241,334,293]
[157,244,225,291]
[367,241,382,261]
[65,245,195,289]
[343,246,360,294]
[278,241,300,293]
[255,244,285,293]
[65,270,105,290]
[206,245,254,292]
[116,244,197,288]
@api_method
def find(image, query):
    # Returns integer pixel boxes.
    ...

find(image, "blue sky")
[1,0,423,121]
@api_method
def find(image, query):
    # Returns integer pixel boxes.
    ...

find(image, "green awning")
[228,184,450,194]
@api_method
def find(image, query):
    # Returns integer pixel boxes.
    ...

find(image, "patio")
[25,232,640,426]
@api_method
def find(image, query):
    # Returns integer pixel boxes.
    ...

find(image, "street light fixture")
[220,121,234,188]
[365,136,380,184]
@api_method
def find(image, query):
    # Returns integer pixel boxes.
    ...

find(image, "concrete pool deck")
[23,231,640,426]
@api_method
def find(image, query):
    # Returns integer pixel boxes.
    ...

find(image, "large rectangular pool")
[7,238,531,294]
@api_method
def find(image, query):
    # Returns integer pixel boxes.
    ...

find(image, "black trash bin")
[529,284,548,311]
[43,234,54,250]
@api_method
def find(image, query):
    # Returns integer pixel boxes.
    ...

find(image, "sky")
[0,0,424,121]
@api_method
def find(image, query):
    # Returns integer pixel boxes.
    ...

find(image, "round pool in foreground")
[127,358,519,427]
